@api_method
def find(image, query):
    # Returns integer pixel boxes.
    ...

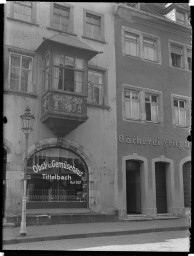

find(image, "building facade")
[4,2,117,216]
[114,3,191,218]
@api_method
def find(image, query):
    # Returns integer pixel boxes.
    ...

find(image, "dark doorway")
[183,161,191,208]
[126,160,141,214]
[155,162,168,213]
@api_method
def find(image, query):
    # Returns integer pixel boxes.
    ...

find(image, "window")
[173,99,187,126]
[13,1,32,22]
[53,4,70,32]
[170,45,183,68]
[122,27,160,63]
[88,70,104,105]
[145,93,159,122]
[124,90,139,120]
[169,42,192,70]
[143,38,157,62]
[124,32,139,57]
[176,11,186,25]
[187,49,192,71]
[83,10,104,41]
[43,53,85,94]
[9,52,33,93]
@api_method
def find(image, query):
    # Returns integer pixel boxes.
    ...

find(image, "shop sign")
[118,135,191,150]
[32,160,83,177]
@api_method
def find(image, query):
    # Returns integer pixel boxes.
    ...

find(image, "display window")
[27,147,88,207]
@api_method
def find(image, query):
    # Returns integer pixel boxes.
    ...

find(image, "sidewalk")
[3,217,190,245]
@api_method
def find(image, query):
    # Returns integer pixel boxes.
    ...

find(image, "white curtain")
[151,104,158,122]
[125,100,131,119]
[179,109,186,126]
[52,67,59,89]
[75,71,83,93]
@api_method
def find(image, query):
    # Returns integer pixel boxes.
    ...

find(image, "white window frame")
[122,26,161,64]
[169,41,192,71]
[145,93,159,123]
[83,9,105,42]
[122,84,163,124]
[88,69,105,106]
[9,52,33,93]
[171,94,191,128]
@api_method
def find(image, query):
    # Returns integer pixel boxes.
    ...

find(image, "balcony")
[41,90,88,136]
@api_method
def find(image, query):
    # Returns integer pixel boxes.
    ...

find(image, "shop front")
[26,147,88,209]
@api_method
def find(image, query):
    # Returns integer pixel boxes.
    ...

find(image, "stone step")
[123,214,180,221]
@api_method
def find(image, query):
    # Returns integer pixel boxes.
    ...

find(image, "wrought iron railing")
[27,188,87,202]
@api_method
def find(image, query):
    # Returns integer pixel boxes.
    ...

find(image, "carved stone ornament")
[56,137,65,147]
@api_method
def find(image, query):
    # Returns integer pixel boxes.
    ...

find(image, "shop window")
[9,52,33,93]
[124,32,139,57]
[83,10,105,42]
[27,148,88,206]
[88,70,104,105]
[145,93,159,123]
[124,90,140,120]
[43,52,85,94]
[170,45,183,68]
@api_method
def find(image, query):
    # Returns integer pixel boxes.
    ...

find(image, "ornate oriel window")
[27,147,88,208]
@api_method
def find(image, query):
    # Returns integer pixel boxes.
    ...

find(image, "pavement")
[2,217,190,245]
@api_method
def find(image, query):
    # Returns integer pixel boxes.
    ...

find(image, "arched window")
[27,147,88,208]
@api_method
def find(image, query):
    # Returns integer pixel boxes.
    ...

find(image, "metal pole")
[20,133,29,236]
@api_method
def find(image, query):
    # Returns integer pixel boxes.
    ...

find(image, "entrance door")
[183,161,191,208]
[126,160,141,214]
[155,162,167,213]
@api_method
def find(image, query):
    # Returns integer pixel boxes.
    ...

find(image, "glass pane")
[65,56,74,68]
[21,69,28,81]
[10,67,20,79]
[125,32,138,42]
[145,93,150,102]
[64,69,74,92]
[86,23,93,38]
[145,102,151,121]
[21,80,28,92]
[171,53,181,67]
[52,67,63,90]
[75,59,84,70]
[174,99,178,107]
[151,105,158,122]
[74,71,83,93]
[132,91,138,99]
[11,54,20,67]
[179,109,186,126]
[93,24,100,39]
[144,46,155,61]
[124,90,131,98]
[124,101,131,119]
[93,86,100,104]
[174,108,179,124]
[125,41,138,56]
[22,56,31,69]
[132,100,139,119]
[151,95,157,103]
[87,82,93,103]
[53,53,64,66]
[10,79,19,91]
[179,100,185,108]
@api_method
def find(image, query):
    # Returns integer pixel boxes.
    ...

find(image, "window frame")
[87,66,107,107]
[122,26,161,64]
[83,9,105,43]
[8,51,33,94]
[145,92,159,123]
[122,84,163,124]
[169,41,192,71]
[123,89,140,120]
[50,2,74,34]
[171,94,191,128]
[9,1,37,24]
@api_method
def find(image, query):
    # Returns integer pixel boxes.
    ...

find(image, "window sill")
[4,89,37,98]
[7,17,39,27]
[123,53,161,65]
[170,65,191,71]
[47,27,77,37]
[82,36,106,44]
[174,124,189,129]
[87,102,110,110]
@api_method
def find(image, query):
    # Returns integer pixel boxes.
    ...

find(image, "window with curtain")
[171,45,183,68]
[124,32,139,57]
[13,1,32,22]
[143,37,157,61]
[85,13,101,40]
[124,90,139,120]
[53,4,70,32]
[145,93,159,122]
[51,53,85,93]
[88,70,103,105]
[173,99,187,126]
[9,52,33,93]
